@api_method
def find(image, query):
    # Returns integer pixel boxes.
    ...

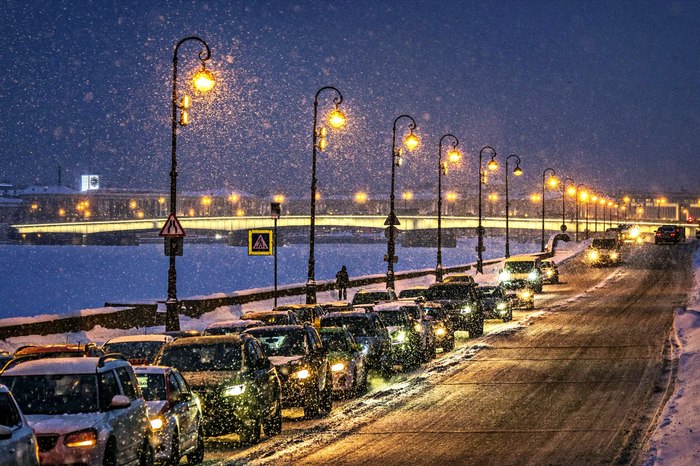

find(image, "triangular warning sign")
[159,214,186,237]
[384,211,401,226]
[252,235,269,251]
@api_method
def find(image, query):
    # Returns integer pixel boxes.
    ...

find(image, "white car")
[102,334,174,365]
[0,384,39,466]
[134,365,204,464]
[0,355,152,466]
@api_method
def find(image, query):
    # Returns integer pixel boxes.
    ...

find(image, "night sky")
[1,0,698,198]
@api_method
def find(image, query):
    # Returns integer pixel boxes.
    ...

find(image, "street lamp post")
[165,36,215,332]
[306,86,345,304]
[386,115,420,290]
[561,177,574,233]
[504,155,523,258]
[476,146,498,273]
[575,184,587,242]
[436,134,460,282]
[541,168,557,252]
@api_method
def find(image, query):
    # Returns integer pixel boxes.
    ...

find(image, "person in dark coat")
[335,265,349,300]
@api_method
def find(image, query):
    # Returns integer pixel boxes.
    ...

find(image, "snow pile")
[644,247,700,465]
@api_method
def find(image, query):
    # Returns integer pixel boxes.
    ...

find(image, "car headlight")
[630,227,640,238]
[588,250,599,260]
[150,416,165,430]
[460,305,473,314]
[413,323,422,333]
[295,369,311,379]
[223,384,246,396]
[610,252,619,260]
[528,270,539,281]
[497,302,507,310]
[64,429,97,448]
[434,324,446,336]
[331,362,346,372]
[499,271,511,282]
[518,290,531,299]
[546,269,554,277]
[391,330,407,343]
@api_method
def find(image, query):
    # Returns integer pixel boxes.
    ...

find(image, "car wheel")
[186,428,205,465]
[303,384,321,419]
[238,416,261,445]
[470,322,484,338]
[356,367,369,395]
[166,431,180,466]
[503,309,513,322]
[139,438,154,466]
[102,438,117,466]
[263,397,282,436]
[319,373,333,416]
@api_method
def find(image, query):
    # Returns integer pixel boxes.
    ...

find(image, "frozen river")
[0,236,540,318]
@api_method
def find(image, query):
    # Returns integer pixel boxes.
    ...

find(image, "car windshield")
[248,314,289,325]
[1,374,99,414]
[480,287,502,298]
[504,261,536,273]
[102,341,163,362]
[426,285,473,300]
[0,393,18,427]
[319,332,350,352]
[322,316,376,337]
[592,239,617,249]
[353,292,388,304]
[398,289,425,299]
[247,331,307,357]
[159,344,242,372]
[376,310,409,327]
[136,373,167,401]
[424,307,445,320]
[203,323,256,336]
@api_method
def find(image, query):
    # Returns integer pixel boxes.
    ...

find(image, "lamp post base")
[386,271,395,291]
[305,281,317,304]
[435,264,444,282]
[165,298,180,332]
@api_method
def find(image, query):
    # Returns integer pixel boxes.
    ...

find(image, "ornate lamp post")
[541,168,557,252]
[306,86,346,304]
[504,155,523,258]
[591,195,599,233]
[386,115,420,290]
[561,177,574,233]
[436,134,461,282]
[575,184,588,242]
[165,36,215,332]
[476,146,498,273]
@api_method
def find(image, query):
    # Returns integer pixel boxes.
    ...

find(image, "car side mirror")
[0,425,12,440]
[110,394,131,409]
[353,343,363,353]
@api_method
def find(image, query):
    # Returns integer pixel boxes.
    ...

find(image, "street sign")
[384,226,399,239]
[164,237,183,256]
[384,212,401,226]
[248,229,273,256]
[561,224,568,232]
[383,254,398,263]
[159,214,186,237]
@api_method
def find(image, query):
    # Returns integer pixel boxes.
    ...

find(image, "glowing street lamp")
[476,146,498,273]
[504,154,523,258]
[402,191,413,210]
[541,168,557,252]
[355,191,368,204]
[386,115,419,290]
[306,86,345,304]
[436,134,460,281]
[165,36,215,331]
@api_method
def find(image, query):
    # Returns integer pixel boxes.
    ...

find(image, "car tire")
[167,431,180,466]
[303,384,321,419]
[263,398,282,436]
[139,438,154,466]
[103,438,117,466]
[470,322,484,338]
[503,309,513,322]
[186,428,205,465]
[356,367,368,395]
[238,416,261,445]
[319,373,333,416]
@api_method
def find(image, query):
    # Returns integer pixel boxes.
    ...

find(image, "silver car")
[0,384,39,466]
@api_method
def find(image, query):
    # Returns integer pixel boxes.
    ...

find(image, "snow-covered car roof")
[1,356,127,376]
[374,302,418,311]
[132,365,171,375]
[205,319,264,329]
[104,334,174,344]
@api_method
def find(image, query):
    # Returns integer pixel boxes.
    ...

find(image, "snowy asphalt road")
[202,243,694,465]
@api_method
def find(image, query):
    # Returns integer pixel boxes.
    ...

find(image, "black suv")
[244,325,332,419]
[155,334,282,443]
[425,282,484,336]
[320,311,391,371]
[655,225,684,244]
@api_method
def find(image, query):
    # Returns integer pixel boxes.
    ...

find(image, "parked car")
[202,319,265,336]
[320,311,391,372]
[244,325,332,419]
[424,282,484,336]
[351,289,398,306]
[655,225,685,244]
[422,302,455,351]
[375,301,435,363]
[540,258,559,284]
[374,304,426,368]
[397,286,428,300]
[478,285,513,322]
[0,384,39,466]
[274,304,326,327]
[0,355,152,466]
[13,343,105,360]
[586,238,622,266]
[498,256,544,293]
[154,334,281,443]
[242,310,300,326]
[317,327,368,397]
[102,334,174,365]
[134,365,204,464]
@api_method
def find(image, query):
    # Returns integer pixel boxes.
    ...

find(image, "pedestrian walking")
[335,265,349,300]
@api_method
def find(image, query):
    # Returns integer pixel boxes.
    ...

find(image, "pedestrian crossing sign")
[248,229,273,256]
